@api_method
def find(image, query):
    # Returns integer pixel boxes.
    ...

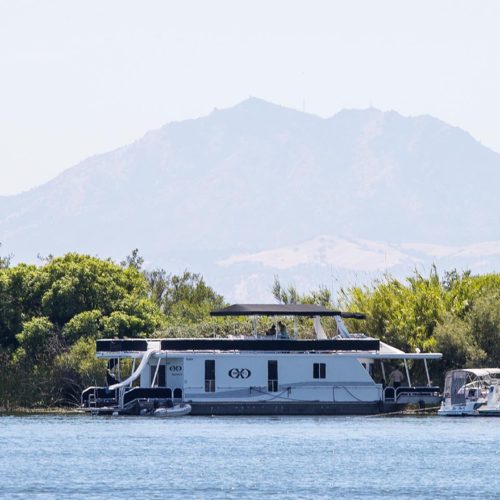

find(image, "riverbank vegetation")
[0,248,498,409]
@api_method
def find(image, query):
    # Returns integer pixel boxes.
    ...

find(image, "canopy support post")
[424,358,431,387]
[404,359,412,387]
[294,317,298,339]
[131,358,136,382]
[381,361,386,384]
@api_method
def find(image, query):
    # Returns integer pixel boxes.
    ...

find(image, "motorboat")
[438,368,500,416]
[82,304,442,416]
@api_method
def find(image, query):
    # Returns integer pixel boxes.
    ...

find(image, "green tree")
[121,248,144,270]
[468,294,500,366]
[272,276,301,304]
[0,252,166,407]
[15,317,58,362]
[0,243,12,269]
[61,310,104,343]
[434,313,486,372]
[54,337,107,405]
[39,253,149,326]
[148,270,225,323]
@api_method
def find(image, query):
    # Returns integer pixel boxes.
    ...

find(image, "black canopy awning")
[210,304,365,319]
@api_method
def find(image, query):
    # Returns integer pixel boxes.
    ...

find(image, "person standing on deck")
[389,366,404,388]
[266,324,277,336]
[278,321,289,339]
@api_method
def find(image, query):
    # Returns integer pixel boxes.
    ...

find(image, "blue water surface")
[0,415,499,499]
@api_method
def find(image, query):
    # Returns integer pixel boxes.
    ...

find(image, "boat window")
[173,388,182,399]
[158,365,166,387]
[166,388,172,399]
[205,360,216,392]
[268,360,278,392]
[313,363,326,379]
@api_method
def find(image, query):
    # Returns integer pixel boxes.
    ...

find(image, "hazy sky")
[1,0,499,195]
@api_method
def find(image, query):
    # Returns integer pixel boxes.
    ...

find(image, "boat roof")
[450,368,500,377]
[94,338,441,359]
[210,303,366,318]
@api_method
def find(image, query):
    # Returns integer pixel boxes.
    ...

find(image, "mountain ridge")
[1,98,499,299]
[2,98,496,200]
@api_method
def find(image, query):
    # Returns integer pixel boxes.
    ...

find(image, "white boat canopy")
[451,368,500,378]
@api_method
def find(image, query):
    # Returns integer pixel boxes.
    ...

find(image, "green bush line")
[0,249,498,407]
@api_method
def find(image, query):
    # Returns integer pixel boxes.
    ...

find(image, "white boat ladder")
[88,389,97,409]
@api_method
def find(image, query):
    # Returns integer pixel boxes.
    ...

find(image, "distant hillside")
[1,98,499,299]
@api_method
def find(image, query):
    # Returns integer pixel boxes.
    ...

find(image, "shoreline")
[0,407,85,416]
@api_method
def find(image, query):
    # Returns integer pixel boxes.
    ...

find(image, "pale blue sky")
[1,0,499,195]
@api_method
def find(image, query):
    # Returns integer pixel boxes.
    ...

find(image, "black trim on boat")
[159,338,379,352]
[97,339,149,352]
[395,386,440,396]
[95,338,380,353]
[188,401,389,416]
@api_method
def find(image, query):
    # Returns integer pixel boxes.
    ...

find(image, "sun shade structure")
[210,303,366,319]
[453,368,500,378]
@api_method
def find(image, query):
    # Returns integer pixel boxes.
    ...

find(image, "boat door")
[166,358,184,401]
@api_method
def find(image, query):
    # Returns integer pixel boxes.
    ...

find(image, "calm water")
[0,415,499,499]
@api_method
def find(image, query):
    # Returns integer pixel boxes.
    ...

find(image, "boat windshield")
[446,371,468,404]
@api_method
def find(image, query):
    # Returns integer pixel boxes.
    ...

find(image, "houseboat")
[82,304,442,415]
[438,368,500,416]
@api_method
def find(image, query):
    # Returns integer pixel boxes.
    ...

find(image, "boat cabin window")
[205,360,216,392]
[313,363,326,379]
[268,360,278,392]
[173,388,183,399]
[166,388,172,399]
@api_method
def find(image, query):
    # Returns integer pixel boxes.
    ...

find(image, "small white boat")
[438,368,500,416]
[153,404,192,418]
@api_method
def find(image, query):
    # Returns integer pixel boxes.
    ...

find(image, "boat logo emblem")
[228,368,251,379]
[169,365,182,372]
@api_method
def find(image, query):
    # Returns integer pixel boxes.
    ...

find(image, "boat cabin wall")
[178,353,376,395]
[143,358,185,396]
